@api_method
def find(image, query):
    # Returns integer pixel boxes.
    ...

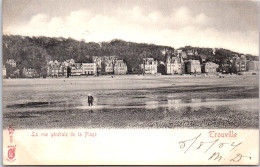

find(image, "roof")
[188,60,200,64]
[82,62,95,64]
[249,61,259,65]
[205,62,217,65]
[144,58,155,61]
[204,62,219,67]
[115,60,125,64]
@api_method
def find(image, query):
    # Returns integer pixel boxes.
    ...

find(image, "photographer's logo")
[7,145,16,162]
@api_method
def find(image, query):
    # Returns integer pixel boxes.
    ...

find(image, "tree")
[157,64,166,75]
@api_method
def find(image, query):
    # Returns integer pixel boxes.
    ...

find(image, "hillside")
[2,35,258,76]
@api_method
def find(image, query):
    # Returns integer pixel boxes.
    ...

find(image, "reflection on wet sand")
[145,101,159,109]
[4,97,258,112]
[3,96,258,129]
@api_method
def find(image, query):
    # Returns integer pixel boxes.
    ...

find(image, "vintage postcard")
[2,0,259,165]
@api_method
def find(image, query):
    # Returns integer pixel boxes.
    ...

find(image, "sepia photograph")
[2,0,259,165]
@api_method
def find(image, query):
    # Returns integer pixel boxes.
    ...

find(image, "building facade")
[2,65,6,78]
[82,63,97,75]
[247,60,259,71]
[6,59,16,67]
[141,58,158,74]
[47,59,78,77]
[102,60,114,74]
[186,60,201,74]
[92,56,102,69]
[114,60,127,75]
[23,68,37,78]
[202,62,219,73]
[232,55,247,73]
[165,55,185,74]
[47,60,65,77]
[71,63,83,76]
[93,56,121,74]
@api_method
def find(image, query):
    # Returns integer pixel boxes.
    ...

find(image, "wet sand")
[2,75,259,129]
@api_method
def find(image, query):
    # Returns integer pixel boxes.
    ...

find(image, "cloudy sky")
[3,0,259,55]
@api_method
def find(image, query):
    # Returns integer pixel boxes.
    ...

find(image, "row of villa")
[141,50,219,75]
[3,50,259,78]
[141,51,258,75]
[47,56,127,77]
[141,57,214,75]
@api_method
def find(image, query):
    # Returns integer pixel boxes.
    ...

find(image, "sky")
[2,0,259,55]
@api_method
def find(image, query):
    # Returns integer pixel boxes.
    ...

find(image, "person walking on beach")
[88,94,94,106]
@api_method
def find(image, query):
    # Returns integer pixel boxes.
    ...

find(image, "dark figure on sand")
[88,94,94,106]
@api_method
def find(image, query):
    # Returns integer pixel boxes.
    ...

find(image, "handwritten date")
[178,133,251,163]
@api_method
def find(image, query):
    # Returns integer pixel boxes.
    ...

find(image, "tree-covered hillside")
[3,35,174,74]
[2,35,258,76]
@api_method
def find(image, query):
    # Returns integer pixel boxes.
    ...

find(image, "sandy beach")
[2,74,259,129]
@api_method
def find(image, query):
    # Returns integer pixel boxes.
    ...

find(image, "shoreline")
[2,73,259,80]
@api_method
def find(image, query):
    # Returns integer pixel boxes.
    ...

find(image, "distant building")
[157,61,166,75]
[46,59,78,77]
[240,55,247,71]
[232,55,247,73]
[75,63,82,69]
[92,56,102,69]
[102,60,114,74]
[23,68,37,78]
[82,63,97,75]
[71,63,82,76]
[114,60,127,75]
[202,62,219,73]
[108,55,118,61]
[47,60,63,77]
[165,55,185,74]
[247,60,259,71]
[141,58,158,74]
[51,66,59,77]
[2,65,6,78]
[63,59,75,68]
[93,56,120,74]
[186,60,201,74]
[218,59,232,74]
[219,64,231,74]
[6,59,16,67]
[58,64,66,76]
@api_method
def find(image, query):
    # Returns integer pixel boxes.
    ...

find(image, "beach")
[2,74,259,129]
